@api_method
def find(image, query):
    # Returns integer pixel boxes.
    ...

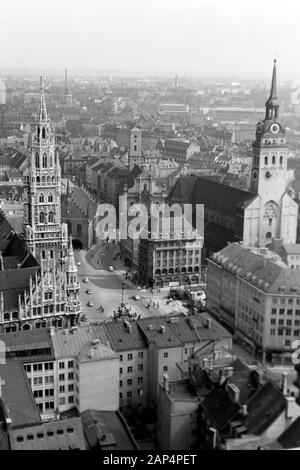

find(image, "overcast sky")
[1,0,300,79]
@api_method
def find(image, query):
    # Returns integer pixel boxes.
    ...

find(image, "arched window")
[4,313,10,322]
[36,176,40,183]
[12,312,18,320]
[50,249,54,259]
[279,156,283,165]
[42,153,47,168]
[52,176,55,184]
[48,211,54,223]
[264,156,268,165]
[39,212,45,224]
[35,152,40,168]
[22,324,31,331]
[39,193,44,203]
[42,176,46,184]
[41,250,46,259]
[272,155,276,165]
[77,224,82,237]
[266,232,272,239]
[47,176,51,185]
[48,193,53,203]
[49,153,53,167]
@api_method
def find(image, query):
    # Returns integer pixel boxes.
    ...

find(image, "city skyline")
[0,0,300,80]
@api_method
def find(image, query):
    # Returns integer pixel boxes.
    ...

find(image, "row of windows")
[30,376,54,386]
[35,152,54,169]
[25,362,54,373]
[120,377,144,387]
[39,211,54,224]
[120,352,143,361]
[59,396,74,405]
[120,364,144,374]
[59,384,74,393]
[270,329,299,336]
[59,361,74,369]
[119,390,143,399]
[271,309,300,315]
[155,266,200,275]
[16,426,74,443]
[59,373,74,381]
[38,192,54,203]
[263,155,284,166]
[33,388,54,398]
[271,318,300,326]
[272,298,300,305]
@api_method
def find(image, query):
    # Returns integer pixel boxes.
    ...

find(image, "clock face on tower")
[271,123,280,134]
[264,170,273,180]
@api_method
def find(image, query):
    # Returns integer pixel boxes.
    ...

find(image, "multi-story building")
[161,139,200,166]
[139,228,203,288]
[0,324,119,421]
[103,320,148,412]
[206,242,300,362]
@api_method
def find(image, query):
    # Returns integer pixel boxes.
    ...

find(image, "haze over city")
[1,0,300,79]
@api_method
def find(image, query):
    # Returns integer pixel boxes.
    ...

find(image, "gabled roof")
[276,416,300,449]
[103,321,147,352]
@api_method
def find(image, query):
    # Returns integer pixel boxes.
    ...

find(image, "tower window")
[41,250,46,259]
[50,249,54,259]
[42,128,46,139]
[266,232,272,239]
[49,153,53,167]
[272,156,276,165]
[39,212,45,224]
[39,193,44,203]
[48,211,54,223]
[279,156,283,165]
[48,193,53,203]
[269,218,272,227]
[264,156,268,165]
[134,145,137,151]
[35,152,40,168]
[42,153,47,168]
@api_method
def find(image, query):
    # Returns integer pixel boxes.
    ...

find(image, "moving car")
[108,266,114,272]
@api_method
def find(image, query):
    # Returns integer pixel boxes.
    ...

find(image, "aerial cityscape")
[1,0,300,455]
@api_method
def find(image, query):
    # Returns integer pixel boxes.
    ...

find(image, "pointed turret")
[265,59,279,120]
[38,76,48,122]
[66,235,77,273]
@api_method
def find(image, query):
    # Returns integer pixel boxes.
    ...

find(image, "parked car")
[87,301,94,307]
[83,277,89,283]
[133,294,140,301]
[80,314,88,322]
[108,266,114,272]
[86,289,92,294]
[76,261,81,266]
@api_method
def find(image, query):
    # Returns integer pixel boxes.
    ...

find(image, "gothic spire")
[38,76,48,122]
[265,59,279,120]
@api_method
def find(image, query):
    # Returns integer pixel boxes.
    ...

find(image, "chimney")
[128,324,132,334]
[163,374,169,393]
[241,404,248,417]
[227,383,240,404]
[281,372,288,396]
[88,349,94,359]
[160,325,166,334]
[206,319,212,329]
[286,396,297,419]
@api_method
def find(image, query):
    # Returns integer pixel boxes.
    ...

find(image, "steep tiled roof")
[51,325,110,359]
[0,359,41,429]
[103,321,147,352]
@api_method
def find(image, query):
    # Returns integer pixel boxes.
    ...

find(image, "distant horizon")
[1,0,300,82]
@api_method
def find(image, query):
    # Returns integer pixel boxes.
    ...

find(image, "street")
[75,240,189,323]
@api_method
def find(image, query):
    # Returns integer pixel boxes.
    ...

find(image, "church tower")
[249,60,298,246]
[128,127,143,171]
[64,68,73,106]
